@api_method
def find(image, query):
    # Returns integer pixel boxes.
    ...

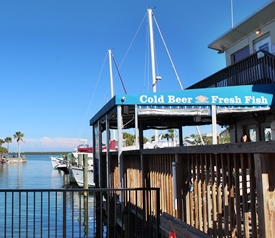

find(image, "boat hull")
[50,156,64,169]
[71,167,95,187]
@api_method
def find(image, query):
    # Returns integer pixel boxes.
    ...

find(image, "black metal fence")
[187,50,275,89]
[0,188,160,238]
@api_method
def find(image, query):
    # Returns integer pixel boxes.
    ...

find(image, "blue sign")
[115,84,275,106]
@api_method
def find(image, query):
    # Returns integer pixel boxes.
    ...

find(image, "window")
[231,46,250,64]
[248,128,257,142]
[264,127,272,141]
[254,35,271,52]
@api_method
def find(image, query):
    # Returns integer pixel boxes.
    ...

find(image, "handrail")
[0,187,160,237]
[187,50,275,89]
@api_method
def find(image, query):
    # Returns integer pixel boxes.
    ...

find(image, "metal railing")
[187,50,275,89]
[0,188,160,238]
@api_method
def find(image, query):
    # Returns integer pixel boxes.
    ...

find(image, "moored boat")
[71,167,95,187]
[50,155,64,169]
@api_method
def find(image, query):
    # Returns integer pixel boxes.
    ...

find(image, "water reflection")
[0,154,101,237]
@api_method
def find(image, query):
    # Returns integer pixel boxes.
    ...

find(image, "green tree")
[0,147,8,159]
[168,129,175,144]
[123,132,149,146]
[0,139,4,147]
[123,132,134,146]
[142,136,149,144]
[219,135,230,144]
[13,132,25,159]
[201,135,212,145]
[4,137,12,155]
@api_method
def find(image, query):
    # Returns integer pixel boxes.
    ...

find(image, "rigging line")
[79,52,109,137]
[153,15,184,90]
[112,54,127,94]
[153,12,204,144]
[118,11,147,69]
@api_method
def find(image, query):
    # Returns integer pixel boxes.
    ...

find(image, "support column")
[211,105,218,144]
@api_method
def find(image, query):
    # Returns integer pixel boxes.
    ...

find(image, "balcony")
[187,50,275,89]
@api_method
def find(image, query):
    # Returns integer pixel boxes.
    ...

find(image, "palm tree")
[123,132,135,146]
[4,137,12,156]
[168,129,175,145]
[13,132,25,159]
[0,147,8,160]
[163,133,170,146]
[0,139,4,147]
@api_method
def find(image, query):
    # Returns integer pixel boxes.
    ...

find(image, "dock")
[5,157,28,163]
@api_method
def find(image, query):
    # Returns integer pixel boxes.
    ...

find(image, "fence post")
[255,153,275,238]
[63,191,67,238]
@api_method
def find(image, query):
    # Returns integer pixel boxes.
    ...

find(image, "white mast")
[148,8,157,93]
[148,8,158,143]
[108,49,116,141]
[108,49,114,98]
[231,0,234,28]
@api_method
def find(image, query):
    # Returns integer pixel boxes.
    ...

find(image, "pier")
[88,49,275,236]
[103,141,275,237]
[5,157,28,163]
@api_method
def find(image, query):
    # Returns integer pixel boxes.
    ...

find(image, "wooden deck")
[5,157,27,163]
[101,141,275,237]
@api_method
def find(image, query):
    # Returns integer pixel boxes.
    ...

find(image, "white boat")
[72,139,93,158]
[71,167,95,187]
[50,156,64,169]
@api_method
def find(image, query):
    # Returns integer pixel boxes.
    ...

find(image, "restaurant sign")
[115,84,275,106]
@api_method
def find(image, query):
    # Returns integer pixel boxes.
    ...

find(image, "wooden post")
[78,154,83,168]
[83,154,88,189]
[254,153,275,238]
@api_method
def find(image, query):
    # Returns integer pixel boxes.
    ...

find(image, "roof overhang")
[208,1,275,52]
[90,84,275,130]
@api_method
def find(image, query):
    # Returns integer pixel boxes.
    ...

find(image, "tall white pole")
[196,126,204,145]
[108,49,114,98]
[108,49,116,141]
[148,8,157,93]
[212,105,218,144]
[231,0,234,28]
[148,8,158,143]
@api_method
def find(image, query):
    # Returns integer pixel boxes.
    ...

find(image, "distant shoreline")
[8,152,71,155]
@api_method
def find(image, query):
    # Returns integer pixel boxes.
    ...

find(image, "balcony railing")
[187,50,275,89]
[0,188,160,238]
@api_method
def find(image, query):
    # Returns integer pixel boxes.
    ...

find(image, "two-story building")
[89,2,275,237]
[188,0,275,143]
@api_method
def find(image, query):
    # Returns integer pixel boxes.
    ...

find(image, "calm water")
[0,154,100,238]
[0,154,64,189]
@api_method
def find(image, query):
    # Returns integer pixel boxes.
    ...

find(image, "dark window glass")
[232,46,250,64]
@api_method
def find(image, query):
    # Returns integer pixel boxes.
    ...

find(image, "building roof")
[208,1,275,52]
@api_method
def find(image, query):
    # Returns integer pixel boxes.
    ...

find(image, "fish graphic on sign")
[195,95,208,103]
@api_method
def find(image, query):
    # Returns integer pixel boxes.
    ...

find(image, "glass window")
[254,35,271,52]
[248,128,257,142]
[231,46,250,64]
[264,127,272,141]
[259,43,269,51]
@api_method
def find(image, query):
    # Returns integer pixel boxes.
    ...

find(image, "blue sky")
[0,0,270,152]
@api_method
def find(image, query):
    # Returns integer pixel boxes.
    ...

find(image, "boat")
[51,139,116,187]
[50,155,64,169]
[72,139,93,160]
[71,167,95,187]
[71,139,117,187]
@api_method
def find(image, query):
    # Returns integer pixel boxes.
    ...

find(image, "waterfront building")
[89,2,275,237]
